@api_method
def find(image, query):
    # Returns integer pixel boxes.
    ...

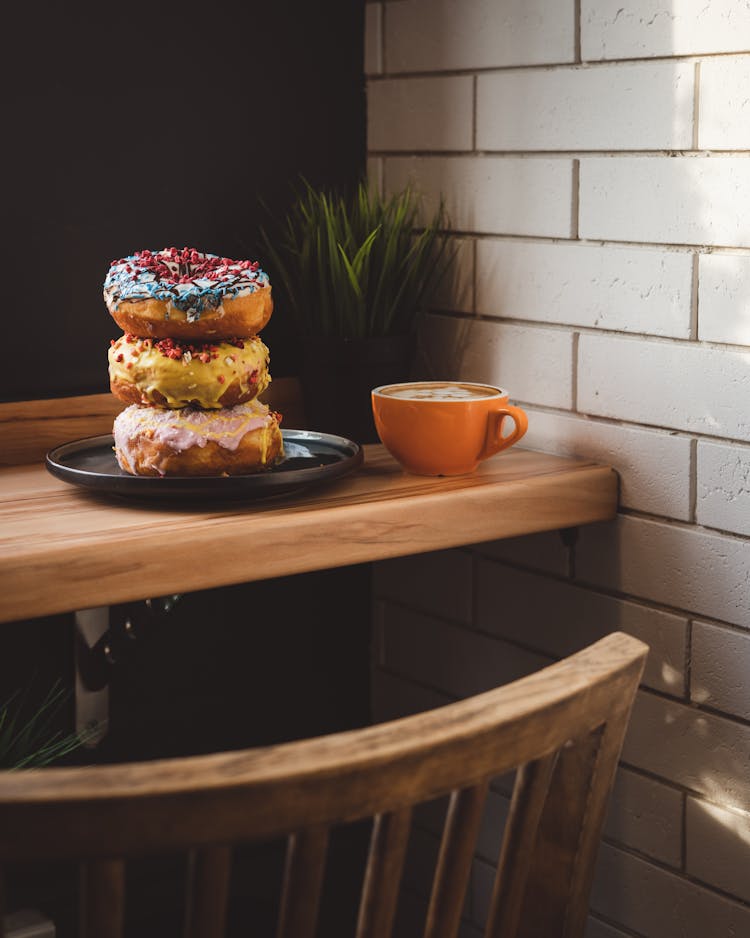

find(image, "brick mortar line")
[368,148,750,158]
[405,377,750,460]
[429,308,750,355]
[373,660,458,705]
[596,637,741,727]
[379,0,387,75]
[614,761,750,826]
[511,400,693,439]
[587,910,648,938]
[571,157,580,239]
[422,230,750,255]
[688,438,698,525]
[376,594,482,640]
[470,237,478,315]
[390,228,750,254]
[467,548,750,640]
[598,503,750,547]
[685,619,694,709]
[543,414,750,454]
[471,74,477,152]
[369,50,749,81]
[376,644,750,775]
[689,252,700,340]
[598,832,750,911]
[453,812,678,887]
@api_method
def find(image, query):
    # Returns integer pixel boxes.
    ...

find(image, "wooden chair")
[0,631,647,938]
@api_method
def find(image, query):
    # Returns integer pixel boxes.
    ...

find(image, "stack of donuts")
[104,247,283,476]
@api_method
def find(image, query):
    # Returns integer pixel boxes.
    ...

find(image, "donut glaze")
[113,400,283,477]
[108,334,270,409]
[104,247,273,339]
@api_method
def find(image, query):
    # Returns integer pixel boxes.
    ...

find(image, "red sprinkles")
[112,248,260,285]
[113,334,251,363]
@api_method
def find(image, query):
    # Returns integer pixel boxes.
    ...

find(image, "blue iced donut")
[104,247,273,339]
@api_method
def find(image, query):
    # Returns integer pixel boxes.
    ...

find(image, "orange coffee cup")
[371,381,528,476]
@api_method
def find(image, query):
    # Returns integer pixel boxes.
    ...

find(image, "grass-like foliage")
[260,179,451,339]
[0,680,87,769]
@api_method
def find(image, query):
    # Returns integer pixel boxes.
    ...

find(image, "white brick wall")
[380,602,547,699]
[591,843,750,937]
[475,528,570,576]
[475,560,688,696]
[521,409,693,519]
[576,515,750,628]
[386,156,575,238]
[373,549,474,625]
[477,63,694,151]
[605,768,683,867]
[698,253,750,345]
[699,55,750,150]
[368,76,474,151]
[686,797,750,903]
[696,439,750,536]
[585,920,630,938]
[432,237,474,313]
[579,157,750,248]
[476,239,693,337]
[384,0,576,73]
[692,620,750,720]
[581,0,750,60]
[578,332,750,441]
[623,691,750,807]
[418,315,574,409]
[367,1,750,931]
[364,2,382,76]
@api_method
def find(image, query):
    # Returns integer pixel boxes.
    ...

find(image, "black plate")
[45,430,363,500]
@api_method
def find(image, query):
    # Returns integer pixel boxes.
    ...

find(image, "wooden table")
[0,388,618,625]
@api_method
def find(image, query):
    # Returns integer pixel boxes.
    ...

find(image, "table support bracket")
[74,607,110,748]
[73,596,182,749]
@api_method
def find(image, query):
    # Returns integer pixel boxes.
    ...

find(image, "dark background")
[2,0,366,401]
[3,4,371,933]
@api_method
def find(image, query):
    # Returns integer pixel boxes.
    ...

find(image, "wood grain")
[0,633,648,938]
[0,393,618,623]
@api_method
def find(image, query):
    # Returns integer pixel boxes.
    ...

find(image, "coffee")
[378,382,501,402]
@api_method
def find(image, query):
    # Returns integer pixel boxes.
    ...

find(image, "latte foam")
[377,382,501,402]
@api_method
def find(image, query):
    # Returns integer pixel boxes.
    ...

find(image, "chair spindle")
[356,807,412,938]
[424,782,489,938]
[277,826,330,938]
[485,751,558,938]
[80,857,125,938]
[183,844,232,938]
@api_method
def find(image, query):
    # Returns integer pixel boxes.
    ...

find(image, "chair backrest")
[0,632,647,938]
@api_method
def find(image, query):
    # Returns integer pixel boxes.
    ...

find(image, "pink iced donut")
[113,400,283,477]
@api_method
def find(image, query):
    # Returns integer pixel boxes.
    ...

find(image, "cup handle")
[481,404,529,459]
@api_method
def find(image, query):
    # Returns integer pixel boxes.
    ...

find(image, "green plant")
[259,179,451,339]
[0,680,88,769]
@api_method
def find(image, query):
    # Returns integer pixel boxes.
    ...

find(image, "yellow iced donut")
[108,334,270,409]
